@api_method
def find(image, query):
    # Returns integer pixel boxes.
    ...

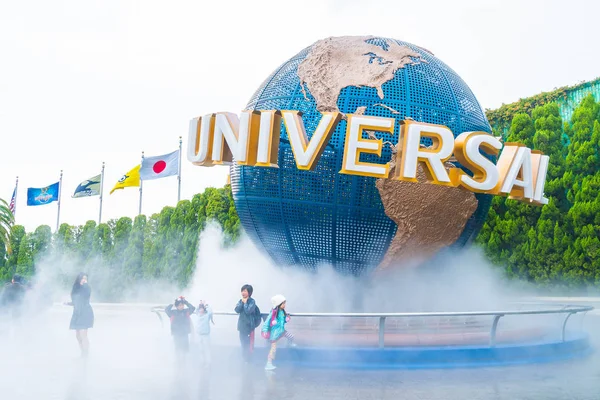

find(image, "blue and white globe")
[230,36,492,275]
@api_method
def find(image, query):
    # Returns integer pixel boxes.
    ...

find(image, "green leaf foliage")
[0,198,14,255]
[0,185,241,300]
[478,94,600,288]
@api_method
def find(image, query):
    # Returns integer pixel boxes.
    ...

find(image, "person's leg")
[197,335,204,363]
[75,330,83,354]
[283,330,295,344]
[173,335,187,362]
[80,330,89,357]
[239,331,250,361]
[249,329,255,354]
[174,334,189,353]
[266,341,277,369]
[200,335,211,365]
[173,335,186,364]
[182,335,190,353]
[206,336,211,365]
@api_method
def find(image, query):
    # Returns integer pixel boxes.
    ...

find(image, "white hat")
[271,294,286,308]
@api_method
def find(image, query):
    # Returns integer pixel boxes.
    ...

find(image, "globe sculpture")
[230,36,492,274]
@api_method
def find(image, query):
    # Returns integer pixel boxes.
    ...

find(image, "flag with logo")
[27,182,60,206]
[110,165,140,194]
[9,187,16,214]
[140,150,179,180]
[72,174,101,198]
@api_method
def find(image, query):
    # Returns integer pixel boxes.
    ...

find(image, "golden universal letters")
[187,111,549,206]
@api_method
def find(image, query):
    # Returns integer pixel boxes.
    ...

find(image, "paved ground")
[0,305,599,400]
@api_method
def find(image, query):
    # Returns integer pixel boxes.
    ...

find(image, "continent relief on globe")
[296,36,478,269]
[375,158,478,271]
[298,36,424,112]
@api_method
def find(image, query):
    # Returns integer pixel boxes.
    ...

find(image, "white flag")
[72,174,101,198]
[140,150,179,180]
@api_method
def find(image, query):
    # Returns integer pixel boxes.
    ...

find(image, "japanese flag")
[140,150,179,180]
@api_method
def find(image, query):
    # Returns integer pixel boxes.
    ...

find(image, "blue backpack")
[252,304,263,329]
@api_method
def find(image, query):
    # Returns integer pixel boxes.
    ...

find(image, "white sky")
[1,0,598,231]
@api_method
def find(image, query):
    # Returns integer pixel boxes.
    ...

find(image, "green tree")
[0,198,14,254]
[1,185,247,296]
[478,111,543,278]
[560,95,600,285]
[515,102,573,284]
[507,113,535,147]
[524,199,565,283]
[477,93,600,288]
[78,220,97,261]
[223,191,241,244]
[92,223,113,259]
[15,233,34,278]
[167,201,192,286]
[0,242,6,278]
[532,102,568,209]
[155,207,175,281]
[123,215,146,283]
[564,95,600,201]
[32,225,52,254]
[112,217,133,259]
[55,223,77,254]
[4,225,26,279]
[142,213,162,280]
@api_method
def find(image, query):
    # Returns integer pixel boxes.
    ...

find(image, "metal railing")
[151,304,593,349]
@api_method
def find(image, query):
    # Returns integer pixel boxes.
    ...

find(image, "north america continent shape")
[298,36,478,268]
[298,36,424,112]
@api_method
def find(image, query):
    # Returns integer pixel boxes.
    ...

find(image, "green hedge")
[478,96,600,287]
[0,185,240,300]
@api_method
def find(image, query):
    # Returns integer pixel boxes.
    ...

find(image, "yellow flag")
[110,165,140,194]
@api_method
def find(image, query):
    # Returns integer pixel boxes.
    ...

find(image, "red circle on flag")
[153,160,167,174]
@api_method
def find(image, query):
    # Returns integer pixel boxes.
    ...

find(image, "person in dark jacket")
[0,275,27,337]
[235,284,257,361]
[1,275,27,317]
[67,272,94,358]
[165,296,196,354]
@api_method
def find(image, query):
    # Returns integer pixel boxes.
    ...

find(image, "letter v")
[281,111,342,171]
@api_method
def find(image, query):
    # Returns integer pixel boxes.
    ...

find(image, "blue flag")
[27,182,60,206]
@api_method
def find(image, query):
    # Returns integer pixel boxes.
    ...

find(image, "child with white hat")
[261,294,295,370]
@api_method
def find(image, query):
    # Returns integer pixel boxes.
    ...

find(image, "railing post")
[152,309,164,328]
[490,314,503,347]
[379,317,386,348]
[578,311,589,333]
[562,312,575,342]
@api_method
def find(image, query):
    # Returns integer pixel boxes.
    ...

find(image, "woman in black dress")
[68,272,94,357]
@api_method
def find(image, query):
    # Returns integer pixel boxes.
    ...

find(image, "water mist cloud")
[188,224,523,314]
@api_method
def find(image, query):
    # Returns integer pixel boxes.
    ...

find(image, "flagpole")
[178,136,182,203]
[56,170,63,232]
[98,162,105,225]
[139,151,144,216]
[13,176,18,219]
